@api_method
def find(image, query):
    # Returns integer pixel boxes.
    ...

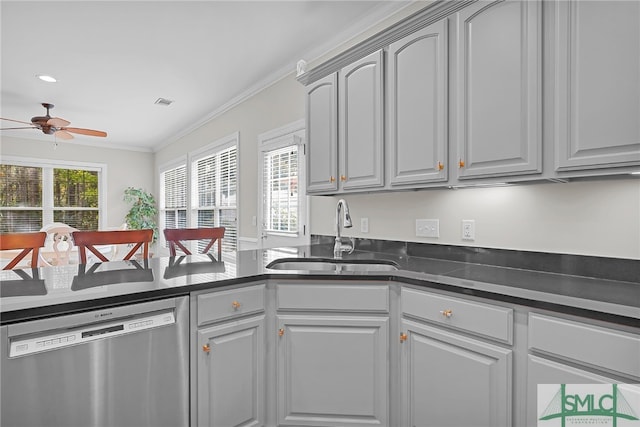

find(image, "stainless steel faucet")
[334,199,354,258]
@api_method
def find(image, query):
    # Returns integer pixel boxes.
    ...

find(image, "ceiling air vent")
[154,98,174,106]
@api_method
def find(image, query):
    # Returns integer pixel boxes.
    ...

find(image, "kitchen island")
[1,241,639,427]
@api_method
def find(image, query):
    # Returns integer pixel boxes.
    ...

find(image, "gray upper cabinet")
[339,50,385,191]
[454,0,542,179]
[553,0,640,171]
[388,20,448,186]
[306,74,338,193]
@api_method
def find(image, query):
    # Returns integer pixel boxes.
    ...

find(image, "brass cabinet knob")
[278,328,285,337]
[438,161,444,171]
[458,159,465,168]
[202,344,211,353]
[329,176,336,183]
[440,309,453,318]
[340,175,347,182]
[231,301,241,310]
[400,332,408,343]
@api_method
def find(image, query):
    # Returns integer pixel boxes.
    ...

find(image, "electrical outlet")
[416,219,439,238]
[361,217,369,233]
[462,220,475,240]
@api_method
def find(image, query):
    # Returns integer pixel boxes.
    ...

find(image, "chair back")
[73,229,153,264]
[0,232,47,270]
[163,227,225,257]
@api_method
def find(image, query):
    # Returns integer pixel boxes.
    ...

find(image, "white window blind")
[161,164,187,231]
[194,145,237,252]
[1,162,101,233]
[263,145,298,234]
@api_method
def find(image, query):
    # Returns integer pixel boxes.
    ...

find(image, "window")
[160,164,187,232]
[263,145,298,233]
[257,121,307,249]
[192,145,237,252]
[0,160,103,233]
[158,133,238,256]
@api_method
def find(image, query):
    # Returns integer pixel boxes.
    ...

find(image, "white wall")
[310,179,640,259]
[154,74,305,239]
[0,136,155,228]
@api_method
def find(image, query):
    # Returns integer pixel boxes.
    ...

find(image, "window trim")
[189,132,239,252]
[1,155,107,230]
[158,155,188,247]
[257,119,308,249]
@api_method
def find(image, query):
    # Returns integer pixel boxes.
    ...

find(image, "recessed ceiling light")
[36,74,57,83]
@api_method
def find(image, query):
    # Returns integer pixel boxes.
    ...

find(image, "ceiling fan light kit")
[0,103,107,141]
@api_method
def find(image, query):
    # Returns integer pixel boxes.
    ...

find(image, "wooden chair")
[73,229,153,264]
[163,227,225,258]
[0,232,47,270]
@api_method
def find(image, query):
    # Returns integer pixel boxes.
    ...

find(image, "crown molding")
[296,0,478,86]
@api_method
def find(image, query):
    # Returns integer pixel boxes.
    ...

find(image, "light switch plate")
[361,217,369,233]
[416,219,439,238]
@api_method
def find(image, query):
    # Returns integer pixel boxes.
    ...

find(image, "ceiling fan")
[0,103,107,140]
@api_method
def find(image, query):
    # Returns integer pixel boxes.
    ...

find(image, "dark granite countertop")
[1,241,638,326]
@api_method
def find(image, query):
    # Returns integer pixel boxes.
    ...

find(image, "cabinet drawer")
[276,283,389,312]
[197,284,265,326]
[528,313,640,379]
[402,288,513,343]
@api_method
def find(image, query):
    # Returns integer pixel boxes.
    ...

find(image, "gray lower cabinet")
[276,315,389,427]
[275,282,390,426]
[197,315,266,427]
[552,0,640,171]
[525,312,640,427]
[399,286,513,427]
[453,0,542,180]
[194,284,267,427]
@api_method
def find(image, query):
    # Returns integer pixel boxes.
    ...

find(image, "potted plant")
[123,187,158,244]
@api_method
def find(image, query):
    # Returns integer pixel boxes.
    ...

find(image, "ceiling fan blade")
[48,117,71,127]
[62,127,107,137]
[0,126,37,130]
[0,117,33,125]
[54,130,74,140]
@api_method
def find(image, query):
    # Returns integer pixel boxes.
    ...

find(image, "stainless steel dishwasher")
[1,296,189,427]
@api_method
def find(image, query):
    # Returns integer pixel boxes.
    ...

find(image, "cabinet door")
[339,50,385,190]
[197,315,265,427]
[388,20,448,186]
[400,319,512,427]
[306,73,338,193]
[277,315,389,427]
[526,355,639,427]
[454,0,542,179]
[554,0,640,171]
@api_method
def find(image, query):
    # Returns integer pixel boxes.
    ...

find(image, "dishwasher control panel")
[9,309,175,358]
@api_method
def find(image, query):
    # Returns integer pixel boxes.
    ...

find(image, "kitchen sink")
[266,258,399,272]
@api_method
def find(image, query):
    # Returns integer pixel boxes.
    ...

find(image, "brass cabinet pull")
[440,309,453,318]
[438,161,444,171]
[278,328,284,337]
[400,332,408,343]
[340,175,347,182]
[458,159,465,168]
[202,344,211,353]
[329,176,336,183]
[231,301,241,310]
